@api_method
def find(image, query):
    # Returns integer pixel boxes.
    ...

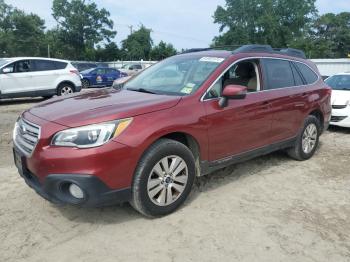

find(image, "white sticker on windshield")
[199,57,225,63]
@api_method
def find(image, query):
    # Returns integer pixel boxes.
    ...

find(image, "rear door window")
[294,62,318,84]
[262,59,295,90]
[32,60,56,71]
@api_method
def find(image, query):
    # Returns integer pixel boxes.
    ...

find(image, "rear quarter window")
[33,60,56,71]
[55,61,68,70]
[294,62,318,84]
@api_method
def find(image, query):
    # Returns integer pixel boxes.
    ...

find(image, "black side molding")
[200,137,296,176]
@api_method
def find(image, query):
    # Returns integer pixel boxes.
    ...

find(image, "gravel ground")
[0,96,350,262]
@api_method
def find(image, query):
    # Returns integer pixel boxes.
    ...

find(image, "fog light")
[68,183,84,199]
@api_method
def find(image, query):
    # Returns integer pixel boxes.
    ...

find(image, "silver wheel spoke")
[169,157,180,173]
[157,188,166,205]
[172,183,185,193]
[153,163,164,177]
[148,178,162,189]
[149,184,163,198]
[166,187,173,203]
[173,175,187,184]
[173,161,186,177]
[161,157,170,173]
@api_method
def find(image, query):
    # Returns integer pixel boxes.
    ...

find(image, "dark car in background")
[81,67,127,88]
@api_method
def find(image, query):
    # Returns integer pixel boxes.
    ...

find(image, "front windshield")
[325,75,350,90]
[0,58,13,68]
[124,55,225,96]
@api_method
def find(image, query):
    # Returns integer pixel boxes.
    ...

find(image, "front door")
[203,59,275,161]
[0,60,33,95]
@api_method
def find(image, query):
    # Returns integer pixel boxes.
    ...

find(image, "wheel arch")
[140,131,203,177]
[56,80,76,92]
[308,108,324,132]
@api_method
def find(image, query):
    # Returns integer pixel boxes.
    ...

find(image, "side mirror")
[219,85,247,108]
[2,67,12,74]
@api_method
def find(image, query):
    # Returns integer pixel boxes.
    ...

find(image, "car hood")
[331,90,350,105]
[28,88,181,127]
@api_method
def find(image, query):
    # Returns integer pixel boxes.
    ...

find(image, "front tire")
[287,115,320,161]
[131,139,195,217]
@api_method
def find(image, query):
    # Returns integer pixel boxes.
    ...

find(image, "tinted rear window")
[33,60,56,71]
[294,62,318,84]
[55,61,67,69]
[263,59,295,90]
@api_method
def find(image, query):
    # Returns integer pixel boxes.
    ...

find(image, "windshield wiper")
[127,88,157,94]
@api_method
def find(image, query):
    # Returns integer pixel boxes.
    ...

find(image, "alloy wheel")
[60,86,73,95]
[302,123,318,154]
[147,155,188,206]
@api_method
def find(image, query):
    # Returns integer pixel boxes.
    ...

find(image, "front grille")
[330,116,348,122]
[332,105,347,109]
[14,118,40,156]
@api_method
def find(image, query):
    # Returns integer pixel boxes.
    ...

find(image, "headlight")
[51,118,132,148]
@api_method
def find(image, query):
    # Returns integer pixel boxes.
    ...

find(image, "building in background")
[311,59,350,78]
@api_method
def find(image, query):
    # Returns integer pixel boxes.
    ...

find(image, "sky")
[5,0,350,50]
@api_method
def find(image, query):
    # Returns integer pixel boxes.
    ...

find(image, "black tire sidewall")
[132,139,196,217]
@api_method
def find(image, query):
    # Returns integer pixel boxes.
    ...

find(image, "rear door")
[260,58,305,142]
[31,60,58,91]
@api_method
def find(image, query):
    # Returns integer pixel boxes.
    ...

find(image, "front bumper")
[330,106,350,128]
[14,148,131,207]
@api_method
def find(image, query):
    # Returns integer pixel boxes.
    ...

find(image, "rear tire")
[287,115,320,161]
[57,83,74,96]
[131,139,195,217]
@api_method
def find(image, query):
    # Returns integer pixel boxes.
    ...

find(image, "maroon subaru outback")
[13,45,331,217]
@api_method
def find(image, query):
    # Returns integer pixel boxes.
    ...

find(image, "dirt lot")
[0,97,350,262]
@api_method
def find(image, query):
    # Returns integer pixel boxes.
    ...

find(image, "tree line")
[0,0,349,61]
[0,0,177,61]
[213,0,350,58]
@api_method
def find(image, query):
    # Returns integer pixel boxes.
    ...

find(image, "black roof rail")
[180,44,307,59]
[233,44,274,53]
[274,48,307,59]
[233,44,306,59]
[181,48,213,54]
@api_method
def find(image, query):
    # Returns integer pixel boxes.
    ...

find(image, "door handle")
[302,92,308,98]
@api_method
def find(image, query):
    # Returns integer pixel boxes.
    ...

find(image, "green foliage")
[310,12,350,58]
[213,0,317,47]
[0,0,46,56]
[150,41,177,60]
[121,25,153,60]
[52,0,116,60]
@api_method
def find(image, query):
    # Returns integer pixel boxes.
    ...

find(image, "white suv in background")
[0,57,82,99]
